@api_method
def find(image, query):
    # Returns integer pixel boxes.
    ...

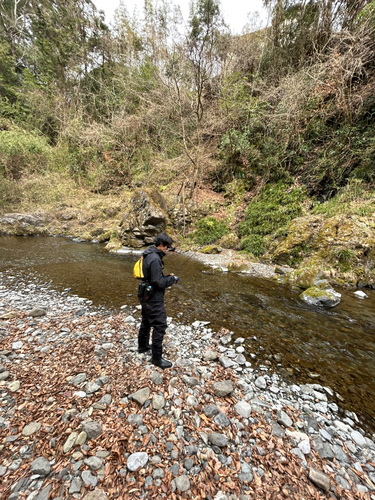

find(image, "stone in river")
[309,467,330,492]
[127,452,149,471]
[234,401,252,418]
[174,475,190,492]
[208,433,229,447]
[213,380,233,397]
[254,376,267,390]
[30,457,51,476]
[82,420,102,440]
[130,387,150,405]
[300,286,341,308]
[22,422,41,437]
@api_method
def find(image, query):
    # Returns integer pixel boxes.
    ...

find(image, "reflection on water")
[1,235,375,430]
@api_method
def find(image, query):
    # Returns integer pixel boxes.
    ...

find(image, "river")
[1,235,375,431]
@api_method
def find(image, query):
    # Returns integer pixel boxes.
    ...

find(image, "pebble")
[82,470,98,487]
[213,380,233,397]
[127,452,149,471]
[22,422,41,436]
[130,387,150,405]
[174,474,190,492]
[30,457,51,476]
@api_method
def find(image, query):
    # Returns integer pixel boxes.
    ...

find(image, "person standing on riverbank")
[138,232,178,369]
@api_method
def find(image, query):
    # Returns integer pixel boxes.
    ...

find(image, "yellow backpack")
[133,256,144,279]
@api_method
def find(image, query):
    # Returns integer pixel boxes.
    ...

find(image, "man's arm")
[149,258,176,290]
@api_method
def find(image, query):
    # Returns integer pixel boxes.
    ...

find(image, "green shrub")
[240,235,265,256]
[0,128,52,179]
[191,217,229,245]
[239,182,307,255]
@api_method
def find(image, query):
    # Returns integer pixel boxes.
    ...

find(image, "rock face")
[120,190,170,248]
[0,213,49,236]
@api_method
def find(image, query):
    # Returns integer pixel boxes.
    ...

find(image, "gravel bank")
[0,271,374,500]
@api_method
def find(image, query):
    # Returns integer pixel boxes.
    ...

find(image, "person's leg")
[146,302,172,368]
[138,304,151,352]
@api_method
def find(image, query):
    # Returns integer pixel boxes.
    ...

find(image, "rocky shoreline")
[1,272,375,499]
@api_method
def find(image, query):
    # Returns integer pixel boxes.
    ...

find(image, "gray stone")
[28,308,47,317]
[254,376,267,390]
[63,432,78,453]
[311,438,334,459]
[300,286,341,308]
[204,404,220,418]
[69,477,83,494]
[309,467,330,492]
[186,395,198,407]
[332,444,349,463]
[213,380,233,397]
[84,456,103,471]
[82,420,102,440]
[203,350,218,361]
[272,423,285,438]
[8,380,20,392]
[152,468,165,479]
[182,375,199,387]
[0,370,9,381]
[0,466,7,476]
[22,422,41,437]
[277,410,293,428]
[235,354,246,365]
[98,394,112,406]
[234,401,252,418]
[184,458,194,471]
[35,485,52,500]
[82,470,98,487]
[30,457,51,476]
[239,462,253,483]
[12,341,23,350]
[298,440,311,454]
[72,373,87,386]
[208,433,229,447]
[127,452,149,471]
[335,475,351,490]
[127,414,143,426]
[152,395,165,410]
[214,412,230,427]
[130,387,150,405]
[351,430,367,448]
[175,474,190,492]
[85,382,101,394]
[219,356,236,368]
[83,489,108,500]
[76,431,87,445]
[150,371,163,385]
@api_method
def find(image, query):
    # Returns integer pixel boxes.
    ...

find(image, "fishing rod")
[173,246,202,273]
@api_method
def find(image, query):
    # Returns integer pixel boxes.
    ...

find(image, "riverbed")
[1,235,375,431]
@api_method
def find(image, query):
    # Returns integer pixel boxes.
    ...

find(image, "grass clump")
[190,217,229,245]
[240,182,307,256]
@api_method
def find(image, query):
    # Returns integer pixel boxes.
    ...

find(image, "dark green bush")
[240,235,265,256]
[191,217,229,245]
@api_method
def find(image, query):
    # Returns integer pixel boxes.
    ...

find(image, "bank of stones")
[0,271,374,500]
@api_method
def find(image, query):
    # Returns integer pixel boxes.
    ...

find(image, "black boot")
[138,346,152,354]
[151,357,172,369]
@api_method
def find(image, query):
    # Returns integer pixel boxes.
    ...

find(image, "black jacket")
[142,246,175,303]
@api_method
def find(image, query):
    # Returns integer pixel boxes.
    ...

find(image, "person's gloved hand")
[174,276,179,283]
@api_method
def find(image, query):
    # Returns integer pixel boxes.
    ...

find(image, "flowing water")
[1,235,375,431]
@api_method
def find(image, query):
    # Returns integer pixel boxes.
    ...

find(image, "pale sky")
[93,0,269,35]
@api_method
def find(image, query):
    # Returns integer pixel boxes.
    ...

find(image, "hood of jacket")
[143,246,165,258]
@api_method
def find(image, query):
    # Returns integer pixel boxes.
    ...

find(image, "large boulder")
[120,190,169,247]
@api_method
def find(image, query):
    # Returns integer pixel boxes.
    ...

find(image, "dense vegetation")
[1,0,375,254]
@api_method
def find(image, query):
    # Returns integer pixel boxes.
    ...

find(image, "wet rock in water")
[129,387,150,405]
[208,433,229,447]
[127,452,149,471]
[30,457,51,476]
[300,285,341,307]
[213,380,233,397]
